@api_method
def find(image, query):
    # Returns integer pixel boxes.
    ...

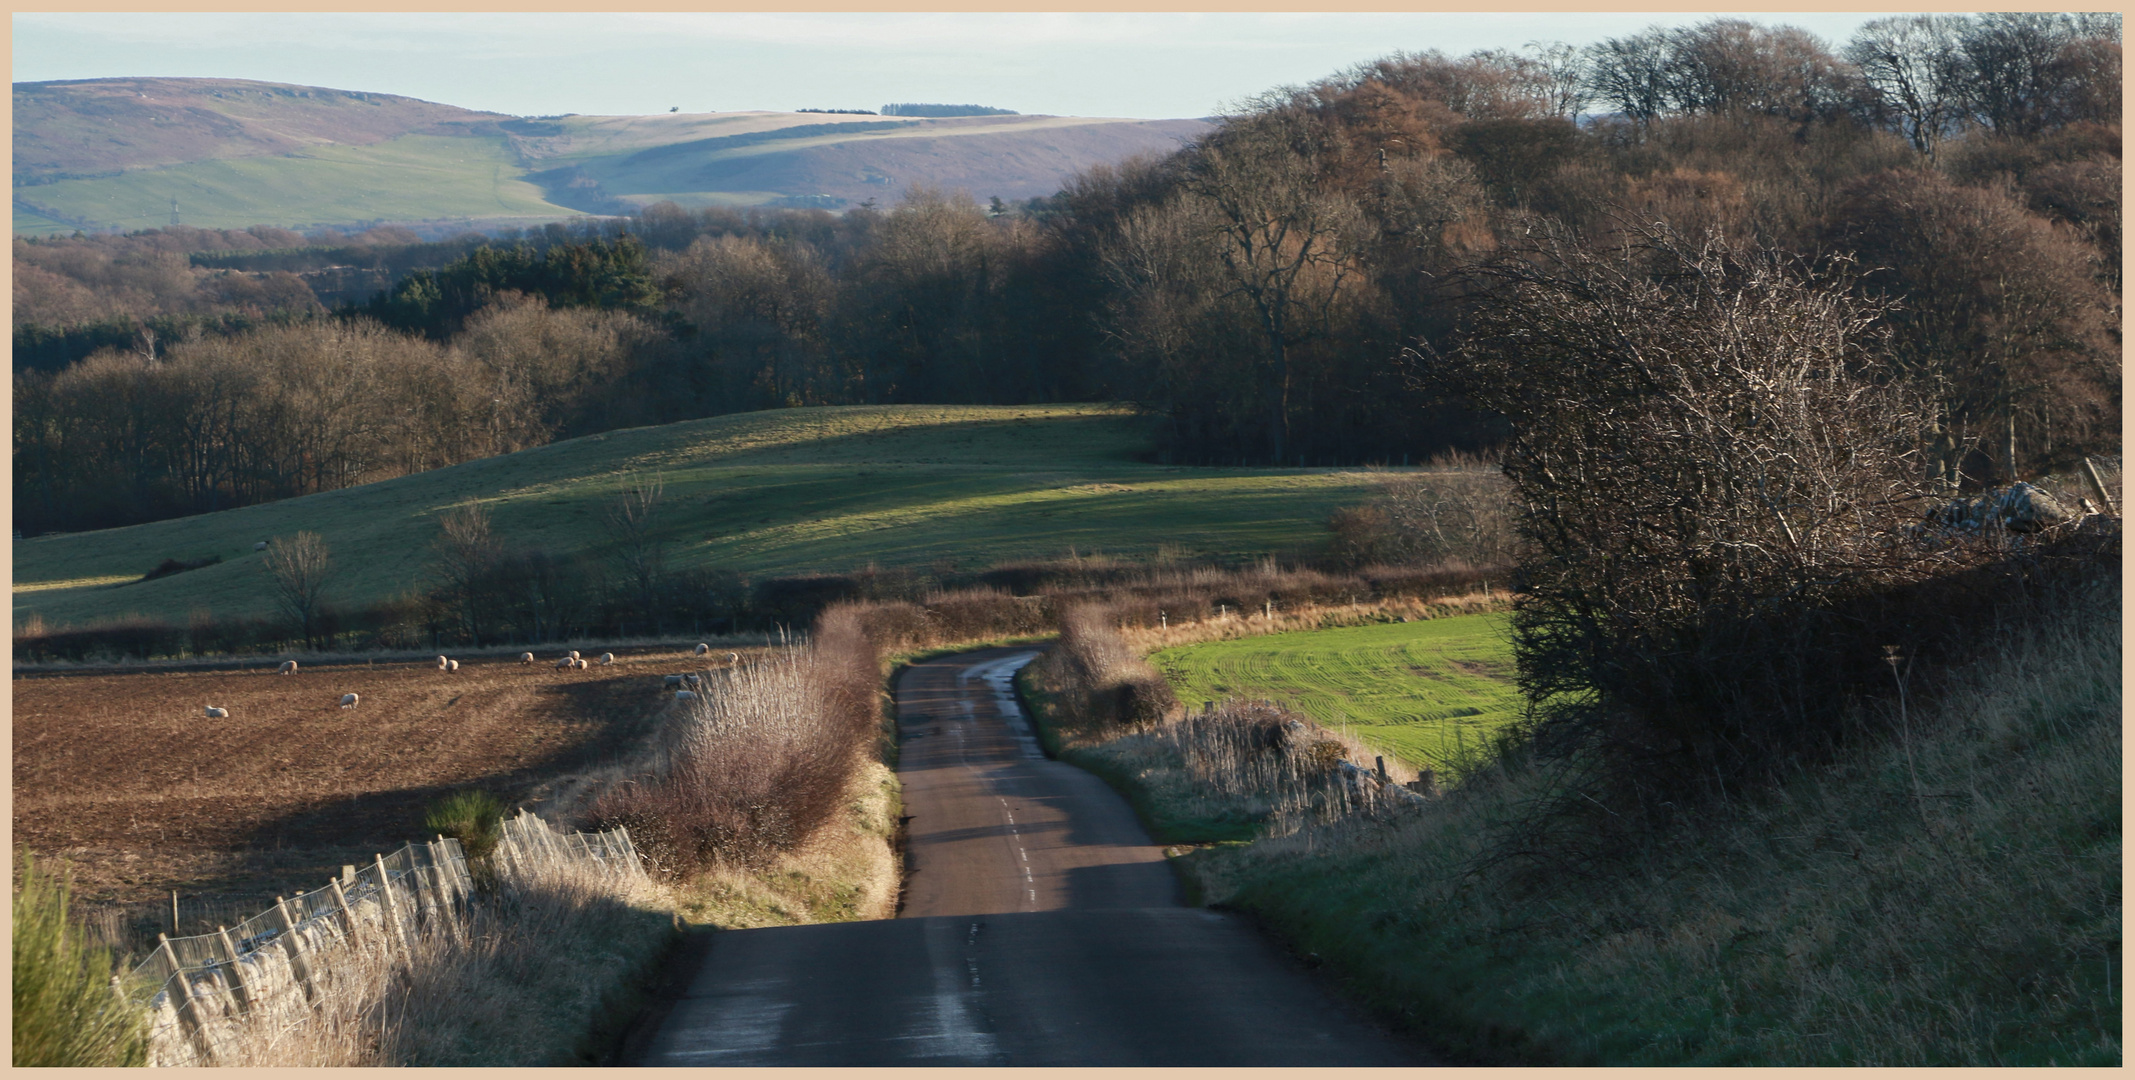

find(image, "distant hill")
[13,77,1211,233]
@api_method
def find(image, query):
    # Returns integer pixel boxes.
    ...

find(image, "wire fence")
[129,812,642,1067]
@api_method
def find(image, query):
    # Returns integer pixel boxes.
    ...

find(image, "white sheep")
[684,673,701,687]
[520,652,535,664]
[204,705,229,719]
[663,674,683,687]
[436,655,450,671]
[568,650,581,661]
[575,657,589,669]
[693,643,710,656]
[727,652,739,664]
[674,690,696,702]
[598,652,615,665]
[448,659,460,672]
[555,655,574,669]
[339,693,359,708]
[278,660,297,675]
[253,541,269,552]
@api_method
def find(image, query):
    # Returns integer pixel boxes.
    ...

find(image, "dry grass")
[149,848,671,1066]
[1186,579,2121,1065]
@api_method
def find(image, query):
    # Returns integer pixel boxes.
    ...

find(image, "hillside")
[12,77,1210,233]
[12,404,1384,628]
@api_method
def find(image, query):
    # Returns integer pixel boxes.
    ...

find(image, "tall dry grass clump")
[1031,602,1176,731]
[590,608,883,877]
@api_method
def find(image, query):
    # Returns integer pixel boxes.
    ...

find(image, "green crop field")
[12,135,575,233]
[15,404,1390,628]
[1149,614,1522,774]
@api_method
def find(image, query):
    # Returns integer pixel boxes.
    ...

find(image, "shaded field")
[11,646,737,905]
[1148,614,1519,773]
[15,404,1387,628]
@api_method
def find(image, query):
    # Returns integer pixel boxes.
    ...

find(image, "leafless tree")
[263,531,336,650]
[604,475,666,621]
[432,501,502,645]
[1845,15,1970,158]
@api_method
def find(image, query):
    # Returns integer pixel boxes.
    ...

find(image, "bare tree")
[604,475,666,623]
[432,501,502,645]
[1845,15,1969,158]
[263,531,336,650]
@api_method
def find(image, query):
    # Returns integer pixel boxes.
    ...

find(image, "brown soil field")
[13,647,734,912]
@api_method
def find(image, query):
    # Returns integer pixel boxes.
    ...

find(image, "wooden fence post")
[2083,456,2117,516]
[327,875,361,946]
[375,853,411,953]
[274,895,316,1003]
[157,933,214,1063]
[214,925,251,1014]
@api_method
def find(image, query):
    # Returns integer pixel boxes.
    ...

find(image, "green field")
[12,135,575,233]
[1149,614,1522,773]
[15,404,1389,628]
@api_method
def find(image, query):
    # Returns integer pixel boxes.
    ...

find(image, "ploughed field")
[1149,613,1520,775]
[12,647,722,907]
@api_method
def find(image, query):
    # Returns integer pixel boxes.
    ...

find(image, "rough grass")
[12,854,150,1067]
[16,404,1387,628]
[1148,613,1520,775]
[1184,582,2122,1066]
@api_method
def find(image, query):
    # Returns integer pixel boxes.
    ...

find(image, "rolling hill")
[13,77,1210,233]
[12,404,1385,628]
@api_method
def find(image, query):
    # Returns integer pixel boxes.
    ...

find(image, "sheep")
[339,693,359,708]
[598,652,615,665]
[204,705,229,719]
[663,674,683,687]
[693,643,710,656]
[674,690,696,702]
[436,655,450,671]
[684,672,701,687]
[448,659,460,672]
[727,652,739,664]
[555,655,574,670]
[575,657,590,669]
[278,660,298,675]
[253,541,269,552]
[520,652,535,664]
[568,650,581,661]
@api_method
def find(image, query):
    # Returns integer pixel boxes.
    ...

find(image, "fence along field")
[135,811,642,1066]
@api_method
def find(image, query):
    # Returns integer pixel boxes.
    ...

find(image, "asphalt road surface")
[630,647,1424,1066]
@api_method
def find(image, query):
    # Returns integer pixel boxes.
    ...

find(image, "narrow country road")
[629,647,1424,1066]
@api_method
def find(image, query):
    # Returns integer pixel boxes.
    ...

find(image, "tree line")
[14,13,2120,535]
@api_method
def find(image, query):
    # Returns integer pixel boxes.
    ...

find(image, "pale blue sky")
[14,13,1894,120]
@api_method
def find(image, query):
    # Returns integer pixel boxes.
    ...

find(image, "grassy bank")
[1184,583,2121,1065]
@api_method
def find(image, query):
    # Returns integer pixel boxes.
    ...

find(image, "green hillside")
[14,404,1385,628]
[13,135,575,233]
[1149,614,1521,773]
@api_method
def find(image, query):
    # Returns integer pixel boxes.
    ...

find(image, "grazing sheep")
[204,706,229,719]
[339,693,359,708]
[278,660,297,675]
[568,650,581,661]
[674,690,696,702]
[727,652,739,664]
[693,643,710,656]
[448,659,460,672]
[253,541,269,552]
[520,652,535,664]
[663,674,683,687]
[684,673,701,687]
[436,655,450,671]
[575,657,590,669]
[598,652,615,665]
[555,656,574,669]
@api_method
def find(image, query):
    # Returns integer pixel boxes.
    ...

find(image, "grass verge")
[1182,581,2121,1065]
